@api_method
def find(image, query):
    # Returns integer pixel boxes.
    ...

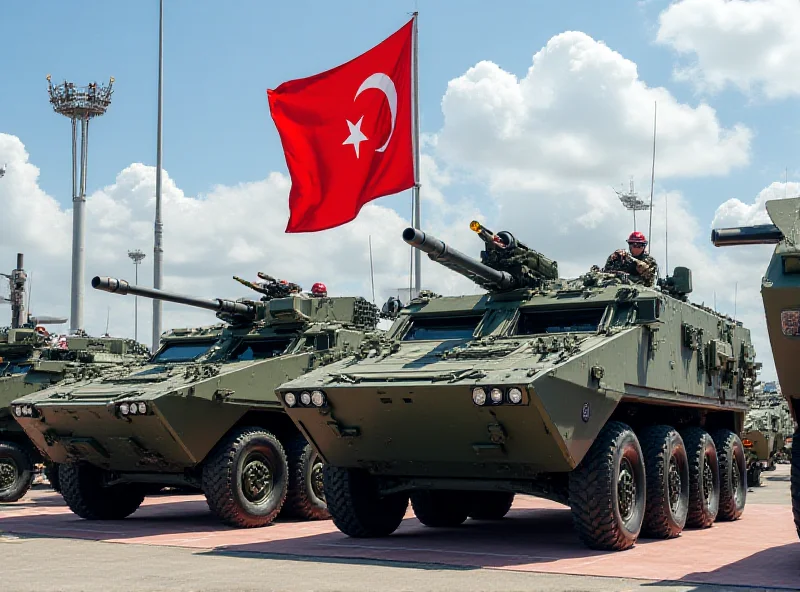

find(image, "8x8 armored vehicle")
[13,274,380,527]
[712,196,800,536]
[278,221,759,551]
[742,382,793,486]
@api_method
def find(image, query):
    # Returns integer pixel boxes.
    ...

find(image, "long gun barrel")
[711,224,783,247]
[92,276,256,318]
[403,228,516,290]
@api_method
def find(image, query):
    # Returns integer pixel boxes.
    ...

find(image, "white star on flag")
[342,116,369,158]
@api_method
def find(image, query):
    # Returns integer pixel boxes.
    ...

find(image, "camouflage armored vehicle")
[712,196,800,536]
[1,327,150,501]
[13,274,380,528]
[742,381,793,486]
[1,252,149,502]
[277,221,758,551]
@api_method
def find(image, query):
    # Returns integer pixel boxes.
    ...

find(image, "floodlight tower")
[614,177,650,231]
[1,254,27,329]
[127,249,146,342]
[47,74,114,334]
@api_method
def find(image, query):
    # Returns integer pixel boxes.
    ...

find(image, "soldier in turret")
[603,231,658,287]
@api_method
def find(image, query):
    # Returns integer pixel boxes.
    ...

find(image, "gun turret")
[92,276,257,323]
[711,224,783,247]
[233,274,302,301]
[402,222,558,291]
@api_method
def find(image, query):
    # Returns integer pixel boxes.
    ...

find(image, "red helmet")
[627,231,647,245]
[311,282,327,297]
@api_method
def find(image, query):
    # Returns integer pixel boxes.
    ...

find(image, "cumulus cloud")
[656,0,800,99]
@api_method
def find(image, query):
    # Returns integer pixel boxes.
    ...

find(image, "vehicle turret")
[403,221,558,291]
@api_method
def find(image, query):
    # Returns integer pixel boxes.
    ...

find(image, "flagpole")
[411,11,421,297]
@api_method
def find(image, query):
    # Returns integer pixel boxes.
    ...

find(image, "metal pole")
[134,262,139,342]
[69,117,88,333]
[411,12,421,297]
[152,0,164,351]
[647,101,657,253]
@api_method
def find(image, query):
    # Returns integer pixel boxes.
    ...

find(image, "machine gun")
[92,276,258,325]
[402,221,558,291]
[233,273,302,301]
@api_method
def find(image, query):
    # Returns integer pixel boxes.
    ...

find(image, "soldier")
[603,231,658,287]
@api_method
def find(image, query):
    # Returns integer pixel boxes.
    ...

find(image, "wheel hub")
[0,459,18,492]
[668,457,682,514]
[618,458,637,521]
[242,456,272,504]
[703,458,714,505]
[310,458,325,501]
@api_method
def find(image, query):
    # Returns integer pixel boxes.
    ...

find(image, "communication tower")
[47,74,114,333]
[614,177,650,231]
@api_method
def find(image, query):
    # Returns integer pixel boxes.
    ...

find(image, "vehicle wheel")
[468,491,515,520]
[44,462,61,493]
[748,464,763,487]
[59,464,145,519]
[680,427,719,528]
[640,425,689,538]
[411,490,469,527]
[712,429,747,521]
[202,427,288,528]
[0,442,34,503]
[569,421,646,551]
[792,430,800,539]
[281,434,329,520]
[323,465,408,537]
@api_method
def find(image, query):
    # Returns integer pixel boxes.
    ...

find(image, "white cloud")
[656,0,800,99]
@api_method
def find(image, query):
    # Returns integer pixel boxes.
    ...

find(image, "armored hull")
[279,223,758,550]
[13,279,380,528]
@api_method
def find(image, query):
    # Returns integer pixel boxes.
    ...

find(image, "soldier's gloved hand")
[634,259,648,273]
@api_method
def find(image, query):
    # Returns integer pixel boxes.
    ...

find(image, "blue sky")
[2,0,794,224]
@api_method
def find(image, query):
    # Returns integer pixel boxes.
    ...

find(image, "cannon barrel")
[711,224,783,247]
[402,228,515,290]
[91,276,255,317]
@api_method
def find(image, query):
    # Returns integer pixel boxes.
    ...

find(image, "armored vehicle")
[1,252,149,502]
[1,327,149,501]
[13,274,380,528]
[712,196,800,536]
[742,382,793,486]
[277,221,758,551]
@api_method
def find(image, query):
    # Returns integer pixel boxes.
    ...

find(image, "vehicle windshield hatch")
[513,307,607,335]
[402,315,482,341]
[151,342,215,363]
[228,338,293,361]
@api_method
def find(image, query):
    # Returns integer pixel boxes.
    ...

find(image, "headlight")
[490,388,503,405]
[472,387,487,406]
[128,403,138,415]
[137,402,147,414]
[300,391,312,406]
[508,388,523,404]
[14,406,22,417]
[311,390,326,407]
[119,403,130,415]
[284,392,297,407]
[24,405,32,416]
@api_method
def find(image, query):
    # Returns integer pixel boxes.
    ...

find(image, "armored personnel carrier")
[277,221,758,551]
[13,274,380,528]
[1,253,149,502]
[712,196,800,536]
[742,381,793,486]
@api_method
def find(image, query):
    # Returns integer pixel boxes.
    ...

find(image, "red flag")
[268,19,415,233]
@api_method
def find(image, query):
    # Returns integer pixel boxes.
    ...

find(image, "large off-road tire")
[202,427,288,528]
[569,421,646,551]
[680,427,719,528]
[468,491,515,520]
[59,463,145,519]
[411,490,469,527]
[44,462,61,493]
[712,429,747,521]
[792,430,800,539]
[323,465,408,537]
[640,425,689,538]
[0,441,34,503]
[281,434,329,520]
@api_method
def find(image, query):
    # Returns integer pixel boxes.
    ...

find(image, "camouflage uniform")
[603,250,658,287]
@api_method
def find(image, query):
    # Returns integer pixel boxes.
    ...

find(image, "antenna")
[786,167,789,199]
[26,271,32,317]
[734,282,738,322]
[369,235,376,304]
[105,306,110,335]
[647,100,657,256]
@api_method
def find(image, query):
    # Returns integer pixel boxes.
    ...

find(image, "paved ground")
[0,465,796,592]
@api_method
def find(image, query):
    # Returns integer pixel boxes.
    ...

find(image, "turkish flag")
[268,19,415,233]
